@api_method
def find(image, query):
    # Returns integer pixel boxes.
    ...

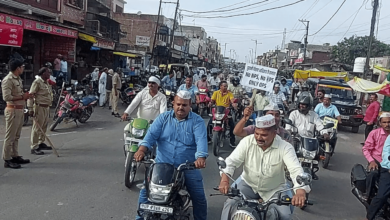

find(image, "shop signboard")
[93,39,115,50]
[136,36,150,47]
[0,24,23,47]
[0,13,78,39]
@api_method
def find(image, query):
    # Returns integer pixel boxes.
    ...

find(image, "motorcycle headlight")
[232,210,256,220]
[131,128,145,138]
[166,90,171,96]
[302,148,316,160]
[215,113,225,120]
[149,183,173,203]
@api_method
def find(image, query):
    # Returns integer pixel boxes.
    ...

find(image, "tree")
[331,35,390,65]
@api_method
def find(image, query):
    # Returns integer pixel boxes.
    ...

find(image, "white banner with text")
[240,63,278,92]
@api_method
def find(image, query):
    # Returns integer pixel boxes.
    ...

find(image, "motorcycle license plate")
[77,91,83,95]
[212,121,222,124]
[125,137,143,144]
[140,204,173,214]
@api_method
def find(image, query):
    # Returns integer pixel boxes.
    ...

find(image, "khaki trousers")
[2,108,24,160]
[31,105,50,149]
[105,90,112,107]
[111,90,119,114]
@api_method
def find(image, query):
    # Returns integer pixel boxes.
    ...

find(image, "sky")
[124,0,390,63]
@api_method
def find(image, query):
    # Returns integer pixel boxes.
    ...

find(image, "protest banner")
[240,63,278,93]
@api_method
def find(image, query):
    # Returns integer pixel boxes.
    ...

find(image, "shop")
[0,13,77,86]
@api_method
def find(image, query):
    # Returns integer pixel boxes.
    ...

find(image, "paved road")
[0,106,367,220]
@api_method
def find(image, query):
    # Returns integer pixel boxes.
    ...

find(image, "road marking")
[0,131,77,142]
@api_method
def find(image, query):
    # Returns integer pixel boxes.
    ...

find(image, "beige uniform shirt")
[112,73,121,90]
[227,84,243,97]
[253,93,270,111]
[223,135,310,201]
[27,76,53,109]
[1,72,25,106]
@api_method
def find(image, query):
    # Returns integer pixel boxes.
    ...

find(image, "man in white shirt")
[208,73,220,91]
[219,115,310,220]
[60,57,68,83]
[121,76,167,121]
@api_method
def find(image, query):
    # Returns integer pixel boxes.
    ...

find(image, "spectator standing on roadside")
[106,69,114,109]
[53,54,61,78]
[364,93,381,141]
[60,56,68,83]
[111,69,122,117]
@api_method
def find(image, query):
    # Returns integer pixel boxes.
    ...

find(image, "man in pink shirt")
[362,112,390,199]
[364,94,381,140]
[53,54,62,78]
[195,75,210,89]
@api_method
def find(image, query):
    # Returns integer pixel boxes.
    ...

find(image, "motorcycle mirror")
[209,114,212,117]
[296,173,312,186]
[324,123,334,129]
[283,118,293,125]
[217,157,227,169]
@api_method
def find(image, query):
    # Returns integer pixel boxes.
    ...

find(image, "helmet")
[302,83,309,90]
[232,77,240,86]
[298,96,312,114]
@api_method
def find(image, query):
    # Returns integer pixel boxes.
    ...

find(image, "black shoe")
[31,149,44,155]
[111,112,114,115]
[109,106,112,110]
[230,140,236,148]
[38,143,52,150]
[4,160,21,169]
[11,156,30,164]
[113,113,120,117]
[312,173,319,180]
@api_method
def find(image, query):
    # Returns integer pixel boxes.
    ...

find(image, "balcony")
[85,12,120,41]
[87,0,111,14]
[14,0,59,13]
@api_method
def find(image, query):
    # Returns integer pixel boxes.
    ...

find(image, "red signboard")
[0,13,78,38]
[93,38,115,50]
[0,24,23,47]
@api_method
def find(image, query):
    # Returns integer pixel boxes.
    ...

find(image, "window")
[67,0,83,9]
[116,5,123,13]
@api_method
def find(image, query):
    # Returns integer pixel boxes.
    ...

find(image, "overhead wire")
[338,0,367,41]
[287,0,319,40]
[181,0,270,14]
[309,0,346,36]
[306,0,333,19]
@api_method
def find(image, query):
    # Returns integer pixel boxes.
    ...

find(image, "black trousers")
[365,123,375,140]
[366,162,381,199]
[367,168,390,220]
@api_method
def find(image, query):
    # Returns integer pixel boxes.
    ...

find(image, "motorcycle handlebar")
[177,162,196,171]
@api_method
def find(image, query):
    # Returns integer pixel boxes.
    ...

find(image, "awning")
[79,33,97,43]
[374,65,390,72]
[294,69,349,81]
[347,76,390,96]
[113,52,139,58]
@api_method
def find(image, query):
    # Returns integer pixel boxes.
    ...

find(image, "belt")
[37,104,50,108]
[6,104,24,109]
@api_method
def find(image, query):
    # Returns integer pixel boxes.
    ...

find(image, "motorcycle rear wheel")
[212,131,222,157]
[322,152,331,169]
[78,108,91,123]
[50,117,62,131]
[125,152,137,188]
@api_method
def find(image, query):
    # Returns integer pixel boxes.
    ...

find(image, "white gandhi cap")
[176,90,192,100]
[324,94,332,98]
[380,112,390,119]
[255,114,276,128]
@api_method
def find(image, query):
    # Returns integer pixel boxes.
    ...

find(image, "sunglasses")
[148,82,157,85]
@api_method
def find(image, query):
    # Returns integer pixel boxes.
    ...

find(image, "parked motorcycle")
[318,116,338,169]
[137,160,196,219]
[212,157,313,220]
[123,117,151,188]
[209,105,232,157]
[50,83,98,131]
[197,87,210,117]
[120,82,142,106]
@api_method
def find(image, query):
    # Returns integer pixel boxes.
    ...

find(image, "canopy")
[78,33,97,43]
[374,65,390,72]
[113,52,138,58]
[293,70,349,82]
[347,76,390,97]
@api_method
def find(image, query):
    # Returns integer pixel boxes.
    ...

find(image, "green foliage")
[331,35,390,65]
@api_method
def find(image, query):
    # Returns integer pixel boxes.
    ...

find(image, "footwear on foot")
[31,149,44,155]
[113,113,121,117]
[38,143,52,150]
[4,160,21,169]
[112,112,115,115]
[230,140,236,148]
[109,106,112,110]
[11,156,30,164]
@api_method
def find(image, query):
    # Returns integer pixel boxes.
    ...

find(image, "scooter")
[318,116,338,169]
[197,87,211,117]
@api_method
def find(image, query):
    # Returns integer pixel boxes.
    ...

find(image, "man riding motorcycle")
[219,115,310,220]
[295,83,313,106]
[161,71,177,90]
[195,74,210,90]
[314,94,342,124]
[227,77,244,97]
[177,75,199,114]
[268,83,289,112]
[134,91,208,220]
[121,76,167,121]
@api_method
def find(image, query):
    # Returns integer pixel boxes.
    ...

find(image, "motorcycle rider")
[207,81,238,147]
[362,112,390,207]
[268,83,289,112]
[314,94,342,124]
[195,74,210,90]
[219,115,310,220]
[177,75,199,113]
[121,76,167,121]
[227,77,244,97]
[251,90,270,117]
[161,71,177,90]
[367,119,390,220]
[234,104,293,144]
[313,89,325,108]
[280,78,290,101]
[134,90,208,220]
[208,72,220,91]
[295,83,313,106]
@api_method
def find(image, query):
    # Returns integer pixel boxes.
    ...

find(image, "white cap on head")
[274,84,280,88]
[263,103,279,112]
[94,68,99,71]
[148,76,161,86]
[255,115,276,128]
[380,112,390,119]
[324,94,332,98]
[176,90,192,100]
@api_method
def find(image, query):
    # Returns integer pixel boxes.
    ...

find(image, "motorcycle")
[209,105,232,157]
[197,87,210,117]
[50,83,98,131]
[283,118,334,181]
[123,117,152,188]
[318,116,338,169]
[120,82,142,106]
[162,86,175,111]
[212,157,313,220]
[137,160,196,219]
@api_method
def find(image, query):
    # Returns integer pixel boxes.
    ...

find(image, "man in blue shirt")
[177,75,199,114]
[161,71,177,89]
[314,94,342,124]
[367,132,390,220]
[134,90,208,220]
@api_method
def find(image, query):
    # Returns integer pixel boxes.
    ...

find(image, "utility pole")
[251,39,262,65]
[299,20,309,64]
[150,0,162,72]
[281,28,286,50]
[363,0,379,80]
[224,43,228,57]
[169,0,179,63]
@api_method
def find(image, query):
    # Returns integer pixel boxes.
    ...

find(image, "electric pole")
[224,43,228,57]
[251,39,262,65]
[281,28,286,50]
[169,0,179,63]
[150,0,162,72]
[363,0,379,80]
[299,20,309,64]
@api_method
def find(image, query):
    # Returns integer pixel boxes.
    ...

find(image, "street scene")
[1,0,390,220]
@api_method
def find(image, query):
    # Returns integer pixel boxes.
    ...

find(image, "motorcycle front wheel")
[50,117,62,131]
[212,131,222,157]
[322,152,331,169]
[78,109,91,123]
[124,152,137,188]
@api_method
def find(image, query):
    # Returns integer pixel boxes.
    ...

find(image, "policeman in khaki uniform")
[1,58,31,169]
[28,67,53,155]
[111,68,122,117]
